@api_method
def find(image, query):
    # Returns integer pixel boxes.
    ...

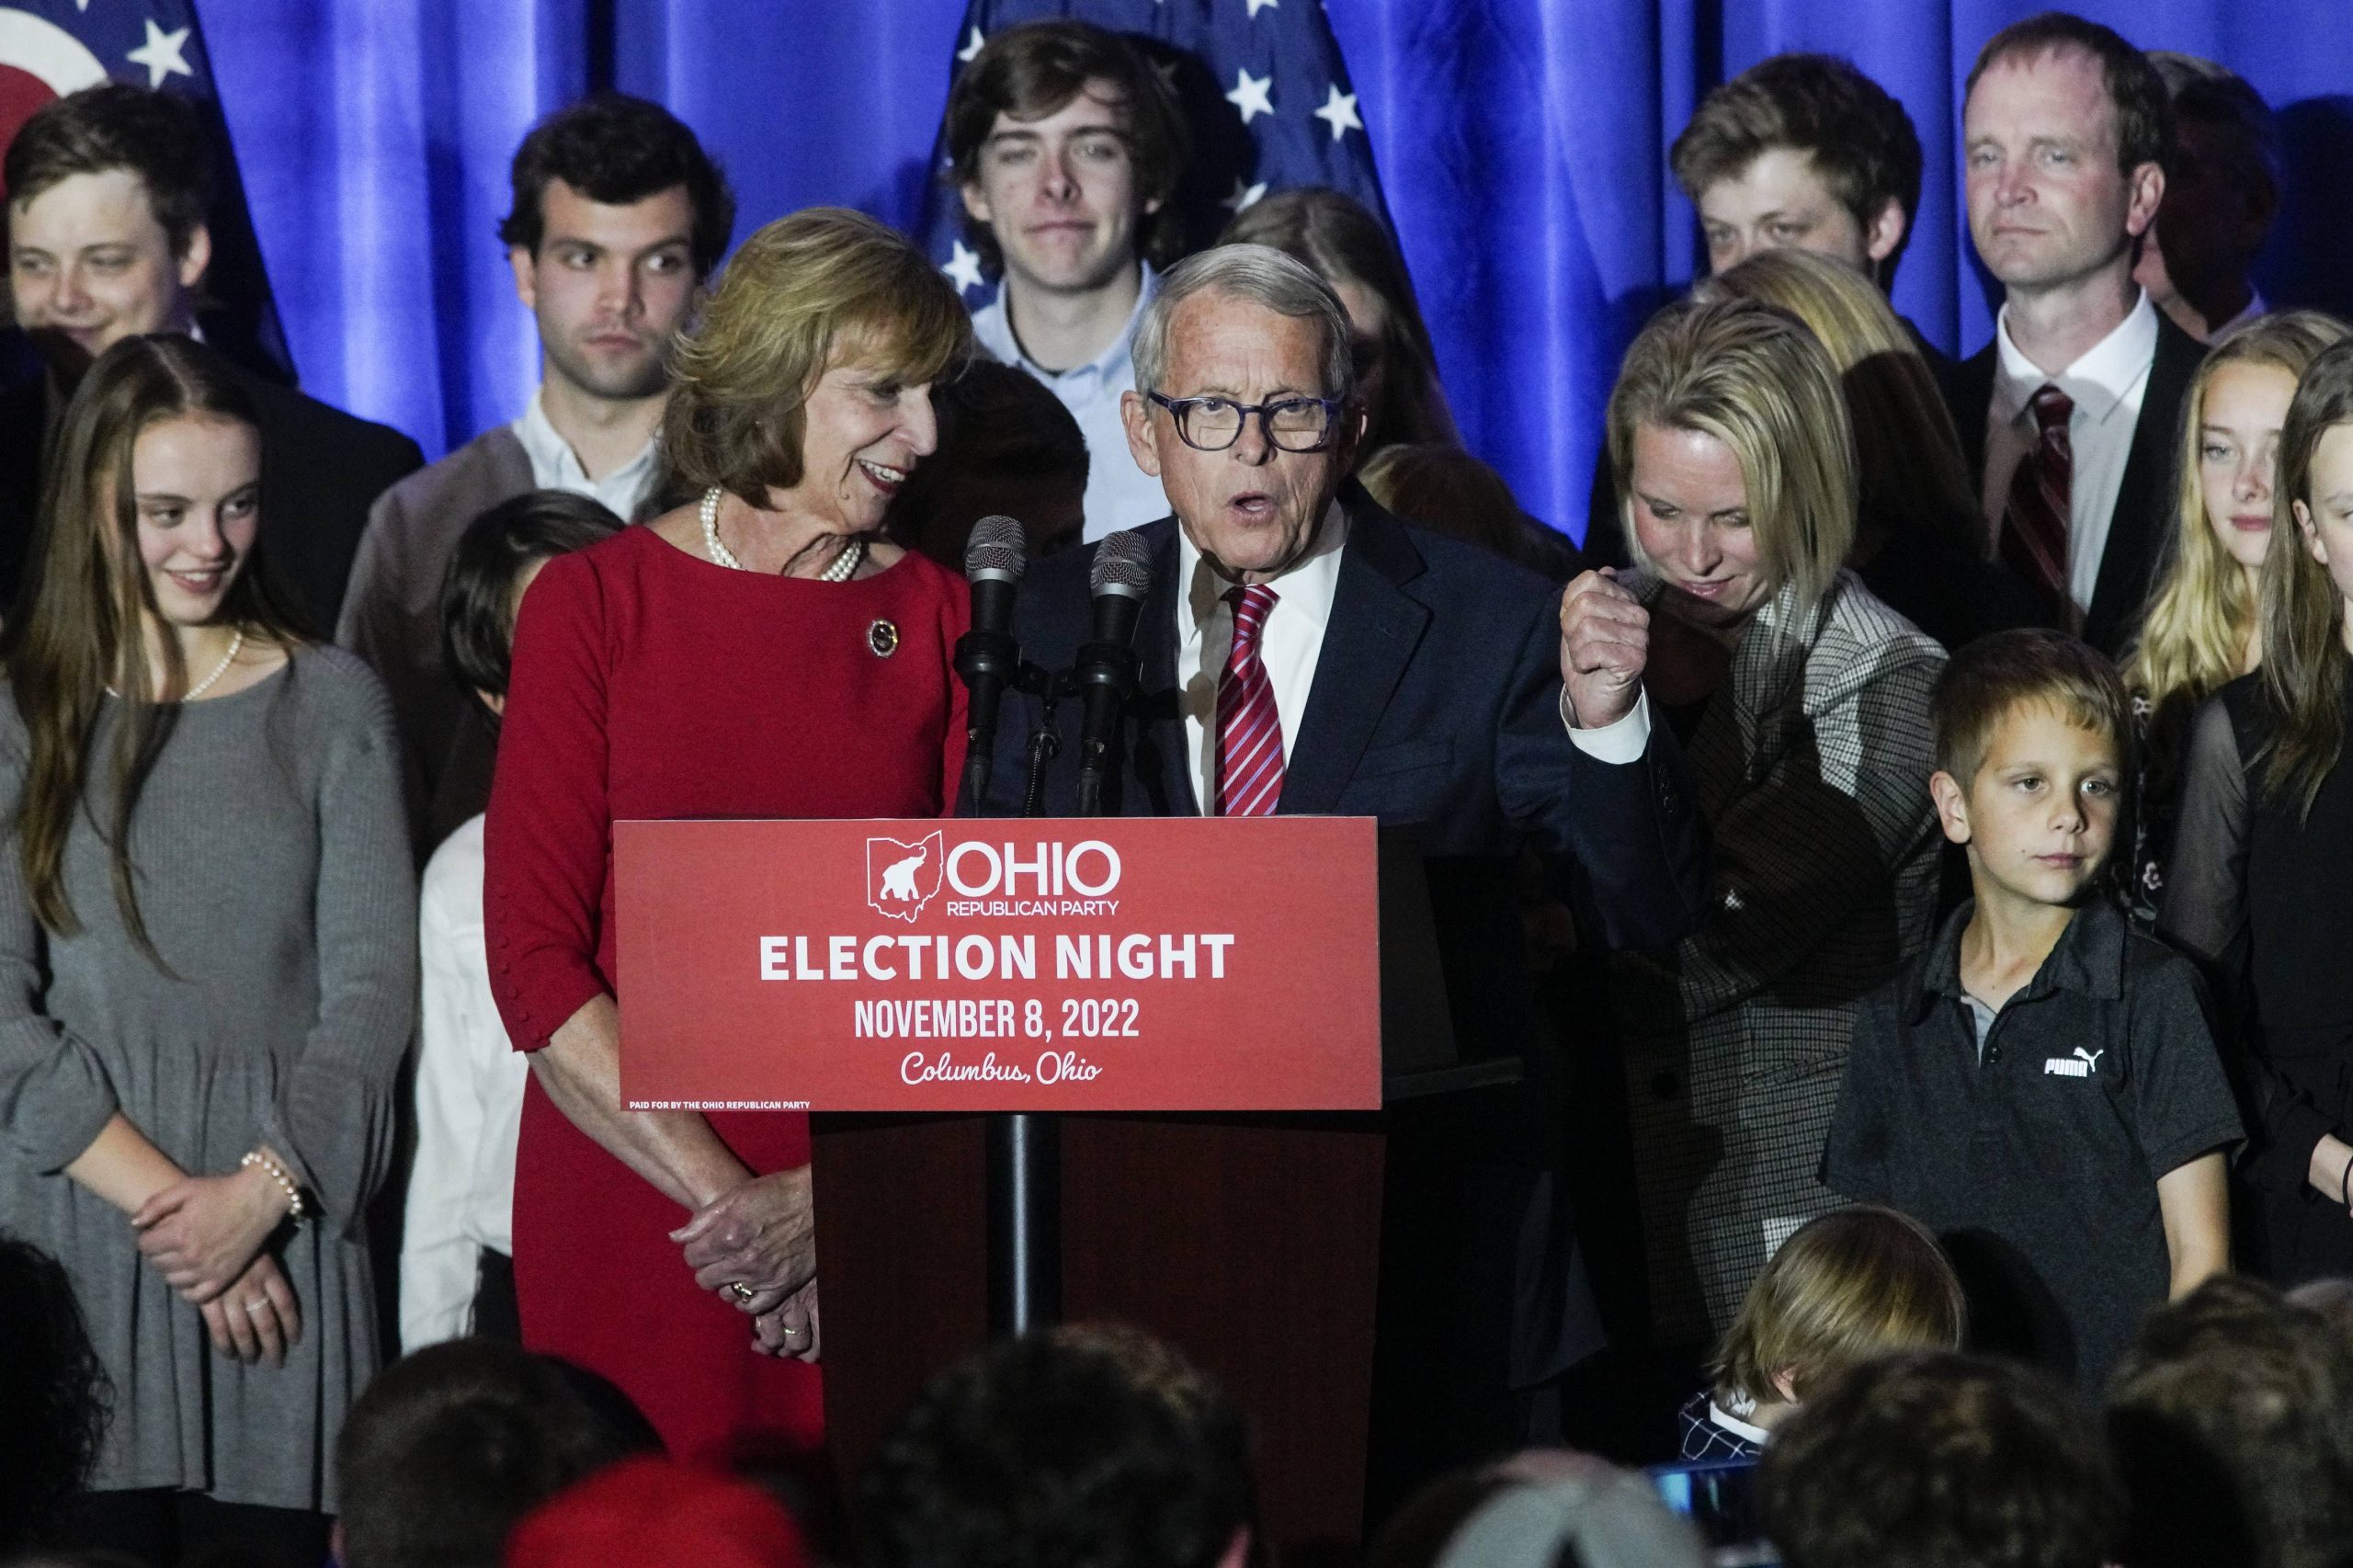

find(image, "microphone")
[955,516,1028,814]
[1072,529,1154,817]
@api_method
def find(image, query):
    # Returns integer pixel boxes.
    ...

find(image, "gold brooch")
[868,619,900,657]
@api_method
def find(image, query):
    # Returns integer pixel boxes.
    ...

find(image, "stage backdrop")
[198,0,2353,544]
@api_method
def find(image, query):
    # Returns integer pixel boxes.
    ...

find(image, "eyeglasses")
[1145,392,1347,453]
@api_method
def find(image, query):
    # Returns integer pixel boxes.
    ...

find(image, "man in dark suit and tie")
[1945,13,2206,659]
[976,243,1710,1513]
[0,83,421,631]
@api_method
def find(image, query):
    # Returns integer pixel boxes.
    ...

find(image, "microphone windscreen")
[963,515,1028,581]
[1089,528,1154,597]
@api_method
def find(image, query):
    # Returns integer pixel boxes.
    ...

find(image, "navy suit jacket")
[977,486,1708,953]
[973,486,1711,1386]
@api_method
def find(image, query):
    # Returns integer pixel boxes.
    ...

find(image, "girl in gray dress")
[0,336,415,1565]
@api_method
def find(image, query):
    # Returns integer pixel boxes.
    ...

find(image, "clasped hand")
[132,1164,287,1304]
[671,1166,818,1359]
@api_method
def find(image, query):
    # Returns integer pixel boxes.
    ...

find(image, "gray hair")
[1131,243,1355,400]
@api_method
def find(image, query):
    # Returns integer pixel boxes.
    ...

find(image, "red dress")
[484,525,968,1460]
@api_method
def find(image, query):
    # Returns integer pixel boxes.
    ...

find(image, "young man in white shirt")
[339,94,733,846]
[400,492,623,1350]
[948,20,1187,542]
[1948,12,2204,658]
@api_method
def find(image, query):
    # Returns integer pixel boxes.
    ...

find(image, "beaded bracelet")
[241,1149,308,1225]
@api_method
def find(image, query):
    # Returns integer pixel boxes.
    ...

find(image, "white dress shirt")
[511,386,662,521]
[1174,506,1649,812]
[399,814,529,1349]
[971,263,1170,542]
[1981,290,2159,617]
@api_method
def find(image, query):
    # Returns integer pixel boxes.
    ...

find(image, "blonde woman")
[2123,312,2348,922]
[1597,297,1947,1358]
[2163,337,2353,1285]
[1696,247,2044,651]
[484,208,971,1458]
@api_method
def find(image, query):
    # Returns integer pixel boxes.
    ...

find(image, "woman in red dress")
[484,208,972,1459]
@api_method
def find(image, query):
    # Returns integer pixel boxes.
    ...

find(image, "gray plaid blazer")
[1611,568,1947,1342]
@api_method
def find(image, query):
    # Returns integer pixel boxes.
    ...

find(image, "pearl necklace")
[110,627,244,702]
[183,628,245,700]
[699,486,865,582]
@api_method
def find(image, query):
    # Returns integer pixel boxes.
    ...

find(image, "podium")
[617,816,1468,1559]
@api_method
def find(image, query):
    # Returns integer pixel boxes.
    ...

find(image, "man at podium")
[973,244,1709,1507]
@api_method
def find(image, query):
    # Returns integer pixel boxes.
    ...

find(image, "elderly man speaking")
[972,244,1708,1509]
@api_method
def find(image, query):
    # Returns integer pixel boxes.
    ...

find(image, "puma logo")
[2043,1047,2105,1079]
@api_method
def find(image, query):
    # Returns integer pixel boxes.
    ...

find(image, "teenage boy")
[1824,629,2240,1390]
[1671,53,1927,297]
[339,93,733,846]
[946,20,1187,542]
[1,83,422,625]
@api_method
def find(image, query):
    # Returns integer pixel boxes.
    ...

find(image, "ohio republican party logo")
[867,831,944,923]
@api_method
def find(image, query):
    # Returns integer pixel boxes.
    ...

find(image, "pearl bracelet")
[241,1149,308,1225]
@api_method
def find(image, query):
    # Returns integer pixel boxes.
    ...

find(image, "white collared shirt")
[511,386,662,521]
[971,263,1170,542]
[399,814,529,1349]
[1982,290,2159,615]
[1174,507,1650,812]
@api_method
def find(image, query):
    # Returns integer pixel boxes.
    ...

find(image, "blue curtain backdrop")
[198,0,2353,543]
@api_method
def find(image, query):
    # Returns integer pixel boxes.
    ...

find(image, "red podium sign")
[614,816,1381,1112]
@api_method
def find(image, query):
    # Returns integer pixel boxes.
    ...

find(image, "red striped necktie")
[1215,583,1284,817]
[2000,382,2075,610]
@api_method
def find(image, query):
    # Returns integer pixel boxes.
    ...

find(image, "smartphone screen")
[1646,1457,1779,1566]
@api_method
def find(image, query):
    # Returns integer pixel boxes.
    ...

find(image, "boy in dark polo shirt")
[1824,630,2240,1389]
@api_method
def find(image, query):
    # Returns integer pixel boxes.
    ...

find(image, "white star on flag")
[1245,0,1280,16]
[127,19,195,88]
[1225,67,1274,125]
[957,27,985,64]
[1313,85,1362,142]
[943,241,985,296]
[1222,176,1268,213]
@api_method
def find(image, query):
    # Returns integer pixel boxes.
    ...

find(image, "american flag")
[918,0,1391,300]
[0,0,289,382]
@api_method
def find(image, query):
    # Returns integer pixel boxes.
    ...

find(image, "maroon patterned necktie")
[2000,382,2075,608]
[1214,584,1284,817]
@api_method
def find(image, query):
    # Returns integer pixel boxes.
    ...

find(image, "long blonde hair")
[1695,248,1982,562]
[2259,337,2353,819]
[1607,296,1857,617]
[2125,312,2348,734]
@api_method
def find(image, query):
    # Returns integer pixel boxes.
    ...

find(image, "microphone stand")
[978,657,1062,1335]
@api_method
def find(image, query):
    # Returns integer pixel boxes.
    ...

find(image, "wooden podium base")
[813,1112,1385,1559]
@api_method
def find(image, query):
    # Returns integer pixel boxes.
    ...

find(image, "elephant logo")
[867,831,944,923]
